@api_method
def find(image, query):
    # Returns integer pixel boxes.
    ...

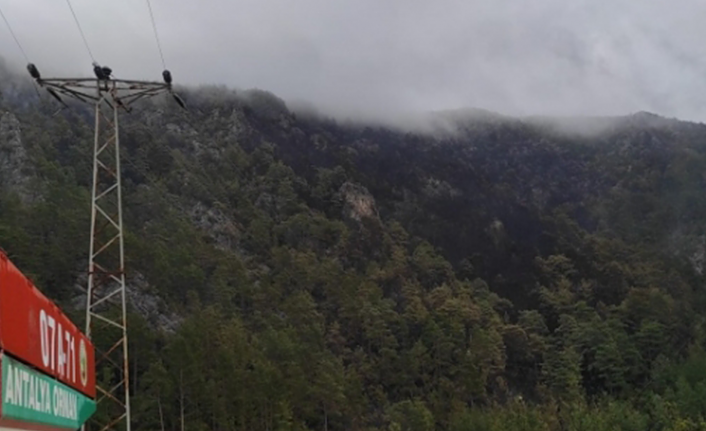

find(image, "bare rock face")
[0,111,36,202]
[338,181,379,223]
[125,272,183,334]
[689,237,706,276]
[187,201,242,253]
[71,271,182,334]
[665,226,706,276]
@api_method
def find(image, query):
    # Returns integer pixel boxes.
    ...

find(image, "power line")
[64,0,95,62]
[0,5,44,101]
[146,0,167,70]
[0,5,30,63]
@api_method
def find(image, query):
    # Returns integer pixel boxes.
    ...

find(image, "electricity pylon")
[28,65,184,431]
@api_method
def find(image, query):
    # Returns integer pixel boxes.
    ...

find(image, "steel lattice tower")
[30,71,183,431]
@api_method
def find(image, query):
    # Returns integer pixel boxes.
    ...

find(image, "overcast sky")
[2,0,706,122]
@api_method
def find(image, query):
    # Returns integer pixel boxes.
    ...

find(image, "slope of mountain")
[3,62,706,430]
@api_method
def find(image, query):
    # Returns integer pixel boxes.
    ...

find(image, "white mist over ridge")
[2,55,704,140]
[1,0,706,123]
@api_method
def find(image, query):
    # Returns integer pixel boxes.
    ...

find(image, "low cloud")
[2,0,706,123]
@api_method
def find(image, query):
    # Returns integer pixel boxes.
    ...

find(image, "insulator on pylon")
[27,63,40,80]
[172,92,186,110]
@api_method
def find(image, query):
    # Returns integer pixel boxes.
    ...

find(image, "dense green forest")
[4,61,706,430]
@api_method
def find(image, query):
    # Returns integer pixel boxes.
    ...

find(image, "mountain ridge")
[3,60,706,430]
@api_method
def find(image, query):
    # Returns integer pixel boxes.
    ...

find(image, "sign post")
[0,252,96,398]
[0,251,97,430]
[1,354,96,429]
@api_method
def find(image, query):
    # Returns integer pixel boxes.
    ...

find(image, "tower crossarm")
[36,77,171,110]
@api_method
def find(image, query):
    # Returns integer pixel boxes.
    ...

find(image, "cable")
[0,6,44,102]
[64,0,95,62]
[0,5,30,63]
[146,0,167,70]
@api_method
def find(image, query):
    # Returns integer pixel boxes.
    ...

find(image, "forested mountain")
[3,61,706,430]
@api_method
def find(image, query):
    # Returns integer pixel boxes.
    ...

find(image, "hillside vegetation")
[3,63,706,430]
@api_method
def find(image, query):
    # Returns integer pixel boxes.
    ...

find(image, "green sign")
[2,354,96,429]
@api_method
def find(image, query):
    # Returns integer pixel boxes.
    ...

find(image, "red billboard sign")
[0,252,95,398]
